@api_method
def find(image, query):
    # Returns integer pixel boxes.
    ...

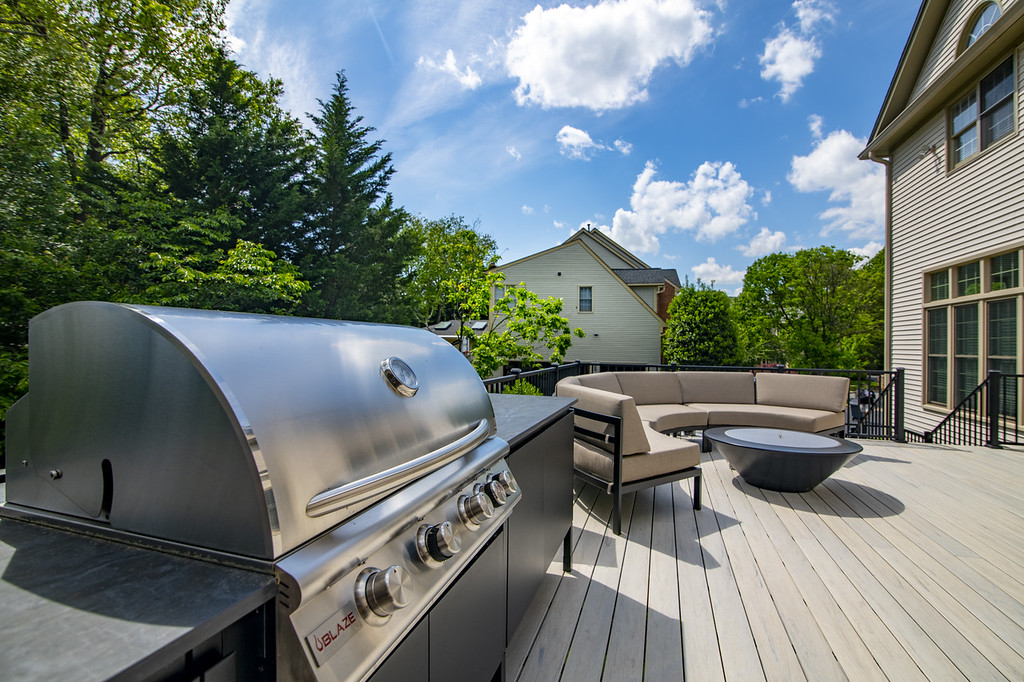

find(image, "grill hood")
[4,302,497,560]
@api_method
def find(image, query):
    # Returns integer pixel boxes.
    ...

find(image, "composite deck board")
[506,439,1024,681]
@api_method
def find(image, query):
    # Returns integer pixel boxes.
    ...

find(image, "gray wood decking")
[506,439,1024,681]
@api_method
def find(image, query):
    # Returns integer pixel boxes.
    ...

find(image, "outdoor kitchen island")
[0,394,574,682]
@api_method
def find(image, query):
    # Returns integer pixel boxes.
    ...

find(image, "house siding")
[911,0,1018,100]
[890,40,1024,434]
[498,242,664,364]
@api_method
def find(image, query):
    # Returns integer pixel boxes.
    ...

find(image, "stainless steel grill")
[3,301,520,681]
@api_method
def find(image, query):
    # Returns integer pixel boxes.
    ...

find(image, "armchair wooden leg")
[693,471,702,510]
[612,491,622,535]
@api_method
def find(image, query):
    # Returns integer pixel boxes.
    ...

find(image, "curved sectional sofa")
[555,370,850,534]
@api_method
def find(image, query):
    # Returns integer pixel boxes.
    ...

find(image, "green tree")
[734,246,883,369]
[663,279,740,366]
[159,49,313,261]
[299,72,418,323]
[472,280,585,378]
[406,215,499,337]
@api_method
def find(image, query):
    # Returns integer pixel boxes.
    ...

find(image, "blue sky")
[225,0,920,291]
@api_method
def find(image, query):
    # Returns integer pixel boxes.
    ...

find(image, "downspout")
[867,151,893,372]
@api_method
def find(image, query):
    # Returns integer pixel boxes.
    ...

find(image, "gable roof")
[564,227,649,269]
[494,239,667,328]
[612,268,682,288]
[862,0,1024,159]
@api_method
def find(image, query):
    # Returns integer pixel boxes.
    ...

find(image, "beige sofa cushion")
[677,371,755,404]
[616,372,683,405]
[555,382,650,455]
[636,404,709,431]
[690,403,844,433]
[756,373,850,413]
[575,372,623,394]
[573,426,699,484]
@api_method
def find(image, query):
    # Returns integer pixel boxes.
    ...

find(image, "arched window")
[963,3,1001,51]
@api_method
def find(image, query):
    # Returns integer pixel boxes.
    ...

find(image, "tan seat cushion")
[636,404,709,431]
[756,373,849,413]
[690,403,844,433]
[573,427,699,484]
[615,372,683,405]
[677,371,755,404]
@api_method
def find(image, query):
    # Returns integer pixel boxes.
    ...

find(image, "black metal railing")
[912,370,1023,447]
[484,361,905,442]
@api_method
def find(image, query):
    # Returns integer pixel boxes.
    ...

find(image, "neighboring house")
[492,227,680,364]
[861,0,1024,435]
[423,319,488,354]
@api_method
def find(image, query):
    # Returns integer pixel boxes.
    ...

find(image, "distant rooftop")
[612,268,681,288]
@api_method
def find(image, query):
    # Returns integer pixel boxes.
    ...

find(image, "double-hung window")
[579,286,593,312]
[951,55,1015,166]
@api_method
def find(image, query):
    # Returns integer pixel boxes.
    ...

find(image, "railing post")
[986,369,1002,449]
[894,368,905,443]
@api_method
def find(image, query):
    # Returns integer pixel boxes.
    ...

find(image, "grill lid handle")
[306,419,492,518]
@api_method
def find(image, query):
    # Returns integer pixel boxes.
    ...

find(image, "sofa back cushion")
[615,372,683,405]
[677,371,754,404]
[756,373,849,413]
[575,372,623,394]
[555,381,651,455]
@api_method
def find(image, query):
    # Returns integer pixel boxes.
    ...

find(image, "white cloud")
[739,96,766,108]
[417,49,483,90]
[761,190,773,205]
[788,120,884,239]
[760,29,820,101]
[794,0,836,33]
[557,125,605,160]
[506,145,522,161]
[692,257,746,285]
[553,220,567,229]
[614,139,633,155]
[522,205,535,215]
[851,241,884,260]
[808,113,824,139]
[739,227,787,257]
[602,160,754,254]
[506,0,714,111]
[759,1,835,101]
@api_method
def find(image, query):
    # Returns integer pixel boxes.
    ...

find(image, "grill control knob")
[458,491,494,528]
[478,480,507,507]
[492,470,518,496]
[362,565,412,617]
[417,522,462,565]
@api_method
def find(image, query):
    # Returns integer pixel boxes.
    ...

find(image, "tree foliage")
[406,215,499,334]
[472,280,585,378]
[734,247,884,369]
[298,72,418,323]
[663,279,740,366]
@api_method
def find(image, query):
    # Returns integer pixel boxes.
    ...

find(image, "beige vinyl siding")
[912,0,1018,100]
[574,232,637,269]
[632,285,657,309]
[890,42,1024,434]
[497,243,664,364]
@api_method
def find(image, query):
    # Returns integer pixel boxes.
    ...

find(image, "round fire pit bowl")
[704,427,862,493]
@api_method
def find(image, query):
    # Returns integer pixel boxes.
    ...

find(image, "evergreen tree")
[299,72,418,323]
[159,49,313,261]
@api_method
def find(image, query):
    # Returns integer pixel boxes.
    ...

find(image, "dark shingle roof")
[612,268,681,288]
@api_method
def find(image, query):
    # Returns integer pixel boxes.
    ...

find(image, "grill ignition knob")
[363,565,412,617]
[492,470,518,496]
[458,491,494,528]
[479,480,507,507]
[423,522,462,563]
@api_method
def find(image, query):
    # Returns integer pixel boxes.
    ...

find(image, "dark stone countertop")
[490,394,575,450]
